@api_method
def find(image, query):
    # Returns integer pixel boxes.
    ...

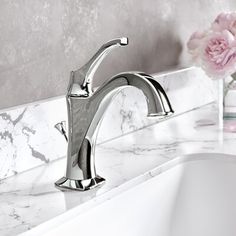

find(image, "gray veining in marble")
[0,67,217,180]
[1,103,236,236]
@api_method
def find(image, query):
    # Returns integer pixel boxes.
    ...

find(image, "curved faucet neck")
[58,72,173,186]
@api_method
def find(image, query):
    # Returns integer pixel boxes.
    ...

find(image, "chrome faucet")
[55,37,174,191]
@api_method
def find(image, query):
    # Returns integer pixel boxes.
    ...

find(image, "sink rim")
[19,152,236,236]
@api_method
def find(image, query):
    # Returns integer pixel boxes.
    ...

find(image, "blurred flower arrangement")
[187,12,236,117]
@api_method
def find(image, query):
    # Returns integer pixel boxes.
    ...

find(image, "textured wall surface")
[0,0,236,109]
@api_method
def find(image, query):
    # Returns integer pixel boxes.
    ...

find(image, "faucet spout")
[113,72,174,117]
[55,38,174,191]
[90,72,174,134]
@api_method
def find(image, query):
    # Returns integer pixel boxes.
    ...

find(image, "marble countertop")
[1,102,236,236]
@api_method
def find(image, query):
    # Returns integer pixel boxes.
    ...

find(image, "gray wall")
[0,0,235,109]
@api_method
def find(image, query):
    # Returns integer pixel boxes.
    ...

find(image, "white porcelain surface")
[0,67,216,180]
[40,153,236,236]
[1,103,236,236]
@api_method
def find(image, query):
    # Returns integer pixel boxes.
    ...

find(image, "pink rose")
[201,30,236,78]
[188,12,236,78]
[187,30,207,62]
[212,12,236,36]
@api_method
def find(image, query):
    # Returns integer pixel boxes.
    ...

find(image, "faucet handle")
[80,37,128,85]
[68,37,128,96]
[55,121,68,142]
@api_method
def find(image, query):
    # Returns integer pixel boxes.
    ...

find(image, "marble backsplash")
[0,67,216,180]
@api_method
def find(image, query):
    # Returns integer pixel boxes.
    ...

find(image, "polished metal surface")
[55,121,68,141]
[55,37,174,191]
[55,176,105,191]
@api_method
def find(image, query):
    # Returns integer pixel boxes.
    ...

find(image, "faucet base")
[55,176,105,191]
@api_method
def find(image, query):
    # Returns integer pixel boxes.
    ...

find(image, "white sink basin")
[39,153,236,236]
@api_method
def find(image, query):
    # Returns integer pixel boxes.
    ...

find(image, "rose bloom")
[187,30,207,62]
[212,12,236,36]
[201,30,236,78]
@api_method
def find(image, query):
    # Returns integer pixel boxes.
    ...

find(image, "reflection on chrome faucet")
[55,37,174,191]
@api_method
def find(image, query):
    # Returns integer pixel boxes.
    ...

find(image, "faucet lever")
[68,37,128,96]
[55,121,68,142]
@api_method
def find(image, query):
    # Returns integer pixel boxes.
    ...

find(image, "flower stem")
[223,72,236,102]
